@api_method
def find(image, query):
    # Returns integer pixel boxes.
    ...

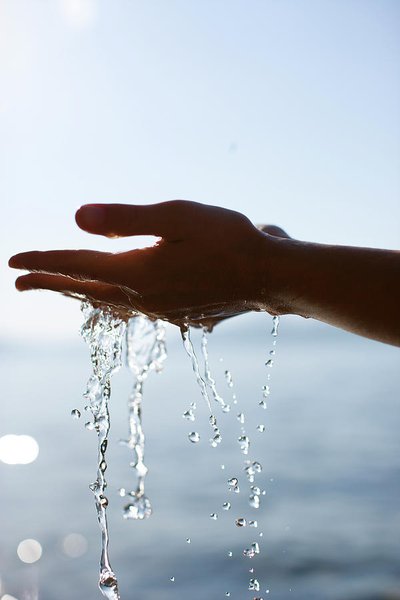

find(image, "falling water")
[80,303,126,600]
[121,316,167,520]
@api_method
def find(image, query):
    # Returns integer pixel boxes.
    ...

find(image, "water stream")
[79,305,279,599]
[80,303,126,600]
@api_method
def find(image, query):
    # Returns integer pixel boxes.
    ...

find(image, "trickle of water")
[188,431,200,443]
[122,316,167,521]
[201,329,229,412]
[180,325,212,414]
[81,303,126,600]
[71,408,81,419]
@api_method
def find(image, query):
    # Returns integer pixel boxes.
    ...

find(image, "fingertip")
[76,204,107,233]
[9,254,24,269]
[15,277,30,291]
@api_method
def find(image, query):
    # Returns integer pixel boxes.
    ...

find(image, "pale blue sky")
[1,0,399,338]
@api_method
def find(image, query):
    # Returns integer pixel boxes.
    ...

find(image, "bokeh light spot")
[17,539,42,564]
[62,533,88,558]
[0,435,39,465]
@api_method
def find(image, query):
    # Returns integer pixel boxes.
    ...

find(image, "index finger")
[75,200,200,240]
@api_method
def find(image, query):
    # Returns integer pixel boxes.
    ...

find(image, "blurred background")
[1,1,399,599]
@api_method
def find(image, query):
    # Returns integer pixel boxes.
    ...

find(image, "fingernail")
[77,205,106,230]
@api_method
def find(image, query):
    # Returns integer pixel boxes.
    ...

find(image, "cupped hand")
[9,201,286,328]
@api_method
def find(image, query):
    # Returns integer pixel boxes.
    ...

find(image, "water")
[2,313,400,600]
[80,303,126,600]
[121,316,167,520]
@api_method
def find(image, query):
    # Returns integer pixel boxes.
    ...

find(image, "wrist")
[255,233,308,317]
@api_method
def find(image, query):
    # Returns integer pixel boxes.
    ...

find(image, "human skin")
[8,200,400,346]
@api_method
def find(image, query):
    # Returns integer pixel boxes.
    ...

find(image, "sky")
[1,0,399,339]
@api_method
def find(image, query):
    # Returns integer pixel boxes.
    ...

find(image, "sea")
[1,313,399,600]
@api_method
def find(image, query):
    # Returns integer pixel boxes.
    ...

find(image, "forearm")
[260,236,400,346]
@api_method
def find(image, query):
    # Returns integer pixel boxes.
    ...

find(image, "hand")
[9,201,283,328]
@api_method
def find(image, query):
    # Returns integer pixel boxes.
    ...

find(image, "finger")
[15,273,141,311]
[9,249,117,283]
[75,200,197,240]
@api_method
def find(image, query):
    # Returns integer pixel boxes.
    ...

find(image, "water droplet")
[236,517,247,527]
[249,578,260,591]
[269,349,275,356]
[237,435,250,455]
[249,494,260,509]
[188,432,200,443]
[85,421,95,431]
[222,502,231,510]
[228,477,238,487]
[259,532,264,537]
[265,359,274,368]
[257,424,265,432]
[225,593,231,597]
[228,550,233,557]
[210,433,222,447]
[251,485,261,496]
[237,412,245,424]
[271,315,280,336]
[123,494,152,520]
[118,488,126,497]
[170,576,175,582]
[210,513,218,520]
[224,370,233,387]
[251,542,260,554]
[243,547,255,558]
[71,409,81,419]
[249,520,258,528]
[222,404,231,413]
[221,464,225,470]
[259,400,267,409]
[209,415,217,427]
[186,538,191,544]
[249,567,254,573]
[253,461,262,473]
[183,409,195,421]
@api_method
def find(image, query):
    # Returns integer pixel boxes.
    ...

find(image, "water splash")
[80,302,126,600]
[121,316,167,520]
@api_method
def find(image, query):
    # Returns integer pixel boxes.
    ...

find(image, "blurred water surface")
[1,314,399,600]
